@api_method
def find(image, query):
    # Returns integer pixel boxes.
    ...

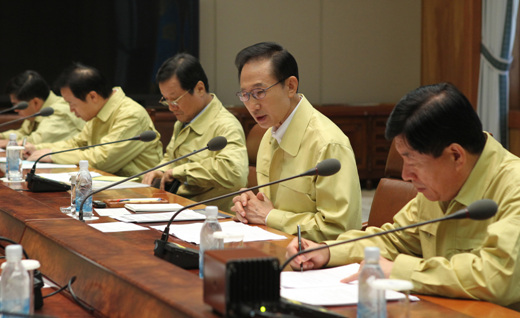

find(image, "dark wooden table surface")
[0,167,518,317]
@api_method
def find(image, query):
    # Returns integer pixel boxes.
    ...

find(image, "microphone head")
[466,199,498,220]
[14,101,29,110]
[139,130,157,142]
[207,136,227,151]
[315,158,341,176]
[38,107,54,117]
[300,158,341,177]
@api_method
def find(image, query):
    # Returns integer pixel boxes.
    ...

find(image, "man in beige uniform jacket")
[232,42,361,242]
[25,63,162,177]
[142,54,248,212]
[0,70,84,147]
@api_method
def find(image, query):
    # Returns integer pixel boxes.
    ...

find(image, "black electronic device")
[25,130,157,193]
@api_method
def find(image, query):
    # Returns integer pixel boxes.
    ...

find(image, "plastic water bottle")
[0,244,31,316]
[357,247,387,318]
[6,133,23,181]
[199,206,223,278]
[75,160,92,218]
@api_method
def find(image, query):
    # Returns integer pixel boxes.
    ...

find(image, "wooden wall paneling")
[421,0,482,108]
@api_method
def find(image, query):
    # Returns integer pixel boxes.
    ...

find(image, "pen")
[116,198,162,202]
[297,225,303,272]
[22,137,27,148]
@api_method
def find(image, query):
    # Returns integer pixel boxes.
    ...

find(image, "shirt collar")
[271,95,302,144]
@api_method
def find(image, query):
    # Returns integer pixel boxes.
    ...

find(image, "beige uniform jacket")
[0,92,85,143]
[36,87,162,177]
[258,95,362,242]
[158,94,248,211]
[327,133,520,307]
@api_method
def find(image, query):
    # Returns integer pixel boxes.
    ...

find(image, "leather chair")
[364,139,417,229]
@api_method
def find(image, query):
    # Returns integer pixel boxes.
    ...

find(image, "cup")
[213,231,244,249]
[371,278,413,318]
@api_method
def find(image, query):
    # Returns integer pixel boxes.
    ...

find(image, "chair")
[245,124,267,189]
[364,139,417,228]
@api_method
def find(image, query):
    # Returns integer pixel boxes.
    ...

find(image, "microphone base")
[153,239,199,269]
[26,174,71,192]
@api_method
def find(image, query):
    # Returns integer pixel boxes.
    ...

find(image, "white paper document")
[115,209,212,223]
[88,222,149,233]
[124,203,183,212]
[94,208,132,217]
[151,221,287,244]
[280,264,419,306]
[0,158,77,169]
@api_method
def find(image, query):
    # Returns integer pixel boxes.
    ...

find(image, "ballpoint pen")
[116,198,162,202]
[297,224,303,272]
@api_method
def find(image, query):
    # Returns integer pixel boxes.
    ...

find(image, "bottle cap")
[79,160,89,170]
[364,246,380,261]
[206,206,218,217]
[5,244,23,261]
[9,133,17,141]
[1,259,40,271]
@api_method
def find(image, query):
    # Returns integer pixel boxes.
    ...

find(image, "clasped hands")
[231,189,274,225]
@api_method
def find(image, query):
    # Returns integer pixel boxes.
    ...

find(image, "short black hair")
[235,42,299,85]
[386,82,486,157]
[155,53,209,93]
[54,63,112,101]
[5,70,50,101]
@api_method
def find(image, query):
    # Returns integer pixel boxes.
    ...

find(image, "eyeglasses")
[159,90,189,107]
[235,79,285,102]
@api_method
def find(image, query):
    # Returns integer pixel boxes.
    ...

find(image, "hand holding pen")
[297,225,303,272]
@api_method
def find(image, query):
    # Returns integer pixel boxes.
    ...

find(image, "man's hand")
[231,191,273,225]
[26,148,52,162]
[285,237,330,270]
[340,256,394,283]
[0,139,8,149]
[160,169,175,190]
[142,170,164,185]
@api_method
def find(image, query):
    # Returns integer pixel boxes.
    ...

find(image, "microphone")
[153,158,341,269]
[0,107,54,128]
[203,199,498,317]
[0,101,29,115]
[25,130,158,193]
[281,198,499,270]
[77,136,228,221]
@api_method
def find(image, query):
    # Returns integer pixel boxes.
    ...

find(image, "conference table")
[0,167,519,317]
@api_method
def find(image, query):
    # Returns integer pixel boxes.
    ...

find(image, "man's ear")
[30,97,44,112]
[286,76,299,97]
[86,91,98,103]
[194,80,206,95]
[448,143,466,167]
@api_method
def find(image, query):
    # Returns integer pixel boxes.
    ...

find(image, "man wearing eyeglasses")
[142,53,248,212]
[231,42,362,242]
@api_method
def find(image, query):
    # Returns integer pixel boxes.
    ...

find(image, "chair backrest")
[384,139,403,179]
[366,178,417,228]
[245,124,267,188]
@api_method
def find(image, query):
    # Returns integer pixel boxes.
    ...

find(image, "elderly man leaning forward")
[287,82,520,310]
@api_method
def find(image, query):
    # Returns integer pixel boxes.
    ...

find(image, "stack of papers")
[124,203,183,212]
[280,264,419,306]
[115,209,215,223]
[151,221,287,244]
